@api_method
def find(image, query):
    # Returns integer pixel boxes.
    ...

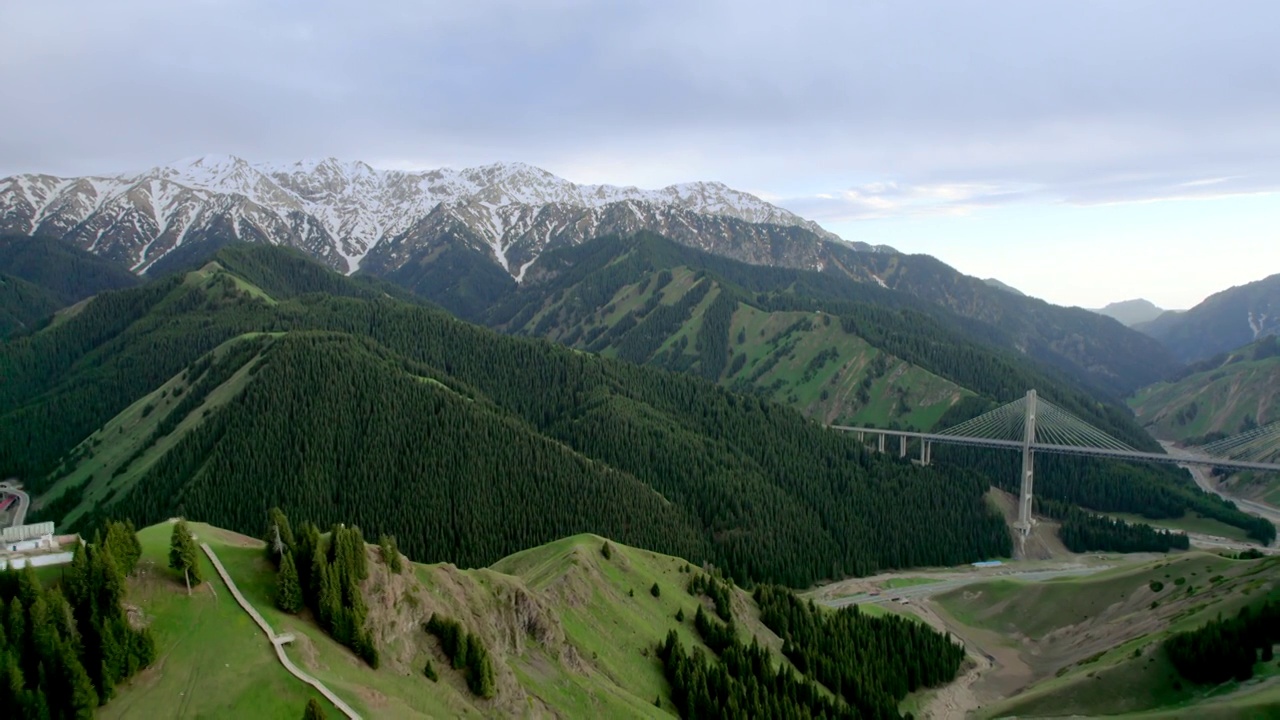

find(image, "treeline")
[1037,499,1191,553]
[1166,595,1280,685]
[0,520,155,718]
[754,585,963,718]
[424,614,496,698]
[264,508,378,667]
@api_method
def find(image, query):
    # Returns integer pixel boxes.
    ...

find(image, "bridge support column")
[878,433,886,453]
[1016,389,1038,536]
[900,435,907,458]
[920,440,932,466]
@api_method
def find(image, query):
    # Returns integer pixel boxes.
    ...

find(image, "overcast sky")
[2,0,1277,308]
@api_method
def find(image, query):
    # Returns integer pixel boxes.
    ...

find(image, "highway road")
[816,564,1114,610]
[1162,443,1280,527]
[0,479,29,528]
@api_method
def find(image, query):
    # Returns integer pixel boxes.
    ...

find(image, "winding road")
[0,479,30,529]
[1162,442,1280,528]
[816,564,1114,610]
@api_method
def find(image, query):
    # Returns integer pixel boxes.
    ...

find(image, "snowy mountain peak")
[0,156,862,278]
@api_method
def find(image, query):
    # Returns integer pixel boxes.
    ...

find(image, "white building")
[1,521,74,570]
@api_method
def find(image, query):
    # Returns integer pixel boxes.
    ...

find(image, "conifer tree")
[265,507,296,566]
[275,550,303,614]
[168,519,202,594]
[302,697,328,720]
[467,642,496,699]
[378,535,403,574]
[102,520,142,576]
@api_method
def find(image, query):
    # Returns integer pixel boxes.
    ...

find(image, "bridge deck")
[829,426,1280,473]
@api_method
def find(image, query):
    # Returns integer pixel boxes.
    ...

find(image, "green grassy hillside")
[1130,335,1280,443]
[100,523,342,720]
[932,552,1280,718]
[492,233,1166,451]
[499,260,971,429]
[107,523,828,718]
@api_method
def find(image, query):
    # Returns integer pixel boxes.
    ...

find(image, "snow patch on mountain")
[1,155,863,277]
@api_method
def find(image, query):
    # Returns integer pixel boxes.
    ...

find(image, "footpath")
[199,542,362,720]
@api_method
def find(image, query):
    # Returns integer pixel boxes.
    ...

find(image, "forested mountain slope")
[1130,335,1280,443]
[7,245,1013,587]
[0,234,140,336]
[493,233,1166,447]
[1136,273,1280,364]
[0,273,62,336]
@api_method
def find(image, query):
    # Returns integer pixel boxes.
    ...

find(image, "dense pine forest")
[0,522,155,718]
[755,585,964,718]
[656,572,963,719]
[1165,584,1280,685]
[1036,499,1192,553]
[4,245,1012,588]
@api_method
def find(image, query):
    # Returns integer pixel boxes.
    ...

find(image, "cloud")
[782,170,1280,223]
[0,0,1277,217]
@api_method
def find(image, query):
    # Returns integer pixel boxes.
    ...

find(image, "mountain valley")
[2,169,1278,720]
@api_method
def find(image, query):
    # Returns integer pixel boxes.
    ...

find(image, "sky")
[1,0,1277,309]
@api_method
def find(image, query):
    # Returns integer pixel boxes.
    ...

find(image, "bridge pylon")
[1015,389,1037,536]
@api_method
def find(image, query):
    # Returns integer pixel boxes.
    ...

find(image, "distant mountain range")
[1133,274,1280,364]
[1,156,1183,397]
[0,154,890,277]
[1090,299,1171,327]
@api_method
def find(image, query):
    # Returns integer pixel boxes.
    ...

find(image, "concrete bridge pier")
[878,433,886,453]
[899,435,908,458]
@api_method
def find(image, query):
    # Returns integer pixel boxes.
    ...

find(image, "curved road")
[817,564,1114,609]
[1162,443,1280,528]
[0,479,30,528]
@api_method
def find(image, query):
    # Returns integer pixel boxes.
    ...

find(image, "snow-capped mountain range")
[0,154,879,279]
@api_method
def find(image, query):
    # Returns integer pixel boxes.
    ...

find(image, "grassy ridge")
[101,523,340,720]
[503,261,971,430]
[109,523,800,718]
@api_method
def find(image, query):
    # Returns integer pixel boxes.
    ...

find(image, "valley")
[4,4,1279,717]
[1,197,1278,719]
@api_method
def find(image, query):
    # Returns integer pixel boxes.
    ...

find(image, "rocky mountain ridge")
[0,154,889,277]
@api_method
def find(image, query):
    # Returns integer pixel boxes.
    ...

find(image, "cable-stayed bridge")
[830,390,1280,535]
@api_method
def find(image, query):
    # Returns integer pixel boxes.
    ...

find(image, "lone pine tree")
[168,519,203,594]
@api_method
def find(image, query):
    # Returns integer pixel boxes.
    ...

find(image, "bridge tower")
[1015,389,1037,536]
